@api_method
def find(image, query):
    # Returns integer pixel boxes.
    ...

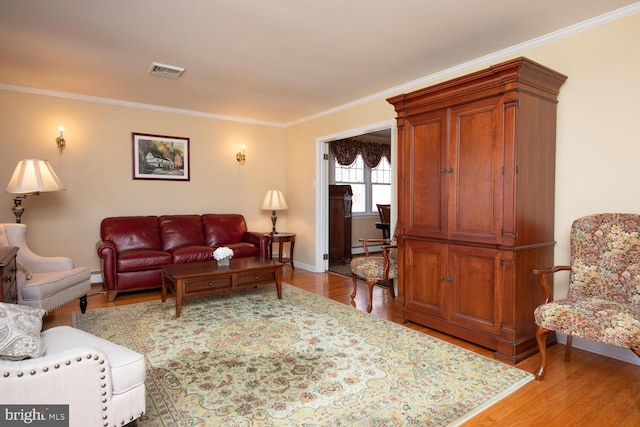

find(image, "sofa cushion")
[117,249,173,272]
[42,326,145,395]
[159,215,205,251]
[171,246,215,264]
[222,242,260,258]
[0,303,46,361]
[101,216,162,251]
[203,214,247,246]
[19,268,91,302]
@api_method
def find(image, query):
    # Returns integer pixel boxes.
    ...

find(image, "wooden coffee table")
[161,257,283,318]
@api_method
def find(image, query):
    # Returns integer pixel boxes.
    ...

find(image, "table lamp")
[261,189,288,235]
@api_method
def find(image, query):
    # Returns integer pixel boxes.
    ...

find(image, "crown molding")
[0,83,285,128]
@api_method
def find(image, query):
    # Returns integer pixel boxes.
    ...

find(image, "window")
[333,154,391,214]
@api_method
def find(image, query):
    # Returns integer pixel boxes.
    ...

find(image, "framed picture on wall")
[132,132,190,181]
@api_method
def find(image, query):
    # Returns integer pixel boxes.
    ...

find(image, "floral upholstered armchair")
[350,238,397,313]
[532,213,640,380]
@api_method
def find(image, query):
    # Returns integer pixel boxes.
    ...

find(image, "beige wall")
[0,91,286,271]
[286,12,640,293]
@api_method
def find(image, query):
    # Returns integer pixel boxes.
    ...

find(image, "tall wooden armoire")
[387,57,567,363]
[329,185,353,264]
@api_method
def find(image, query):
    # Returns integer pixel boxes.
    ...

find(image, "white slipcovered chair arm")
[20,251,74,273]
[3,223,74,272]
[0,347,113,426]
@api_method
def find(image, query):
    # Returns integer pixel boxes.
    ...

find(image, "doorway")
[315,120,397,273]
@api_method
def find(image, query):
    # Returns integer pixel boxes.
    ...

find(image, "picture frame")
[132,132,190,181]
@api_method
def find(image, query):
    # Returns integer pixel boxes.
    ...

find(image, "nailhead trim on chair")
[2,352,143,427]
[2,353,112,426]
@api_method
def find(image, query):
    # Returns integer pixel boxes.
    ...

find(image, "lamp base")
[270,210,278,235]
[10,193,38,224]
[11,197,25,224]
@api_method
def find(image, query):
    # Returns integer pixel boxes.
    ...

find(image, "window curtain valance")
[330,139,391,168]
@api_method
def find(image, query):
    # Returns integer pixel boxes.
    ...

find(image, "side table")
[269,233,296,270]
[0,246,19,303]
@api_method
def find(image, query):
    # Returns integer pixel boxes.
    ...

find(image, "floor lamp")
[261,189,288,235]
[5,159,66,223]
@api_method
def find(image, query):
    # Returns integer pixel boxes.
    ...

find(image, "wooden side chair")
[375,204,391,239]
[350,238,397,312]
[532,213,640,380]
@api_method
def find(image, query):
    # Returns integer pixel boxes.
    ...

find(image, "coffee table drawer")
[185,276,232,293]
[236,270,276,286]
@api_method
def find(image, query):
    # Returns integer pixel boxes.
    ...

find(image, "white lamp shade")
[5,159,66,194]
[261,189,288,210]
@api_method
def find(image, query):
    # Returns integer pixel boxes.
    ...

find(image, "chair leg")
[350,274,358,300]
[79,295,88,313]
[366,279,376,313]
[535,324,552,380]
[565,335,573,362]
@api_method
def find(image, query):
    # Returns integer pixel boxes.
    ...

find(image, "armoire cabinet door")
[401,110,447,238]
[447,97,504,244]
[447,244,502,336]
[402,240,448,320]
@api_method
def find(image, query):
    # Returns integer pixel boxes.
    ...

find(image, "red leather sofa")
[96,214,270,301]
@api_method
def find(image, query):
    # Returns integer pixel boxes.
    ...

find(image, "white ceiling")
[1,0,638,125]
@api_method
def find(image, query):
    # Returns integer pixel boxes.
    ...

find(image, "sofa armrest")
[0,347,114,426]
[96,240,117,290]
[244,232,271,259]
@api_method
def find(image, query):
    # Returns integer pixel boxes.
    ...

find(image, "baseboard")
[90,271,102,284]
[556,332,640,366]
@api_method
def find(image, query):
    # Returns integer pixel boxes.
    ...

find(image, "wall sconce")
[55,126,66,153]
[236,144,246,165]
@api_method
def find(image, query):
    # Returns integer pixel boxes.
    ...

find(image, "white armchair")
[0,322,146,427]
[0,303,146,427]
[0,223,91,312]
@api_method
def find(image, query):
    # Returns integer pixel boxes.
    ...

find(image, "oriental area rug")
[73,284,533,426]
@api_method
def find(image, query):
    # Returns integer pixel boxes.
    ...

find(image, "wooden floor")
[44,267,640,426]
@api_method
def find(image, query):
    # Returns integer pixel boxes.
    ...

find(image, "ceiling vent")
[149,62,185,77]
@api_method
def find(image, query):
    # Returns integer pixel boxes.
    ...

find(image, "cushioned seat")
[170,245,215,263]
[223,242,260,258]
[117,249,173,271]
[20,268,91,303]
[42,326,146,397]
